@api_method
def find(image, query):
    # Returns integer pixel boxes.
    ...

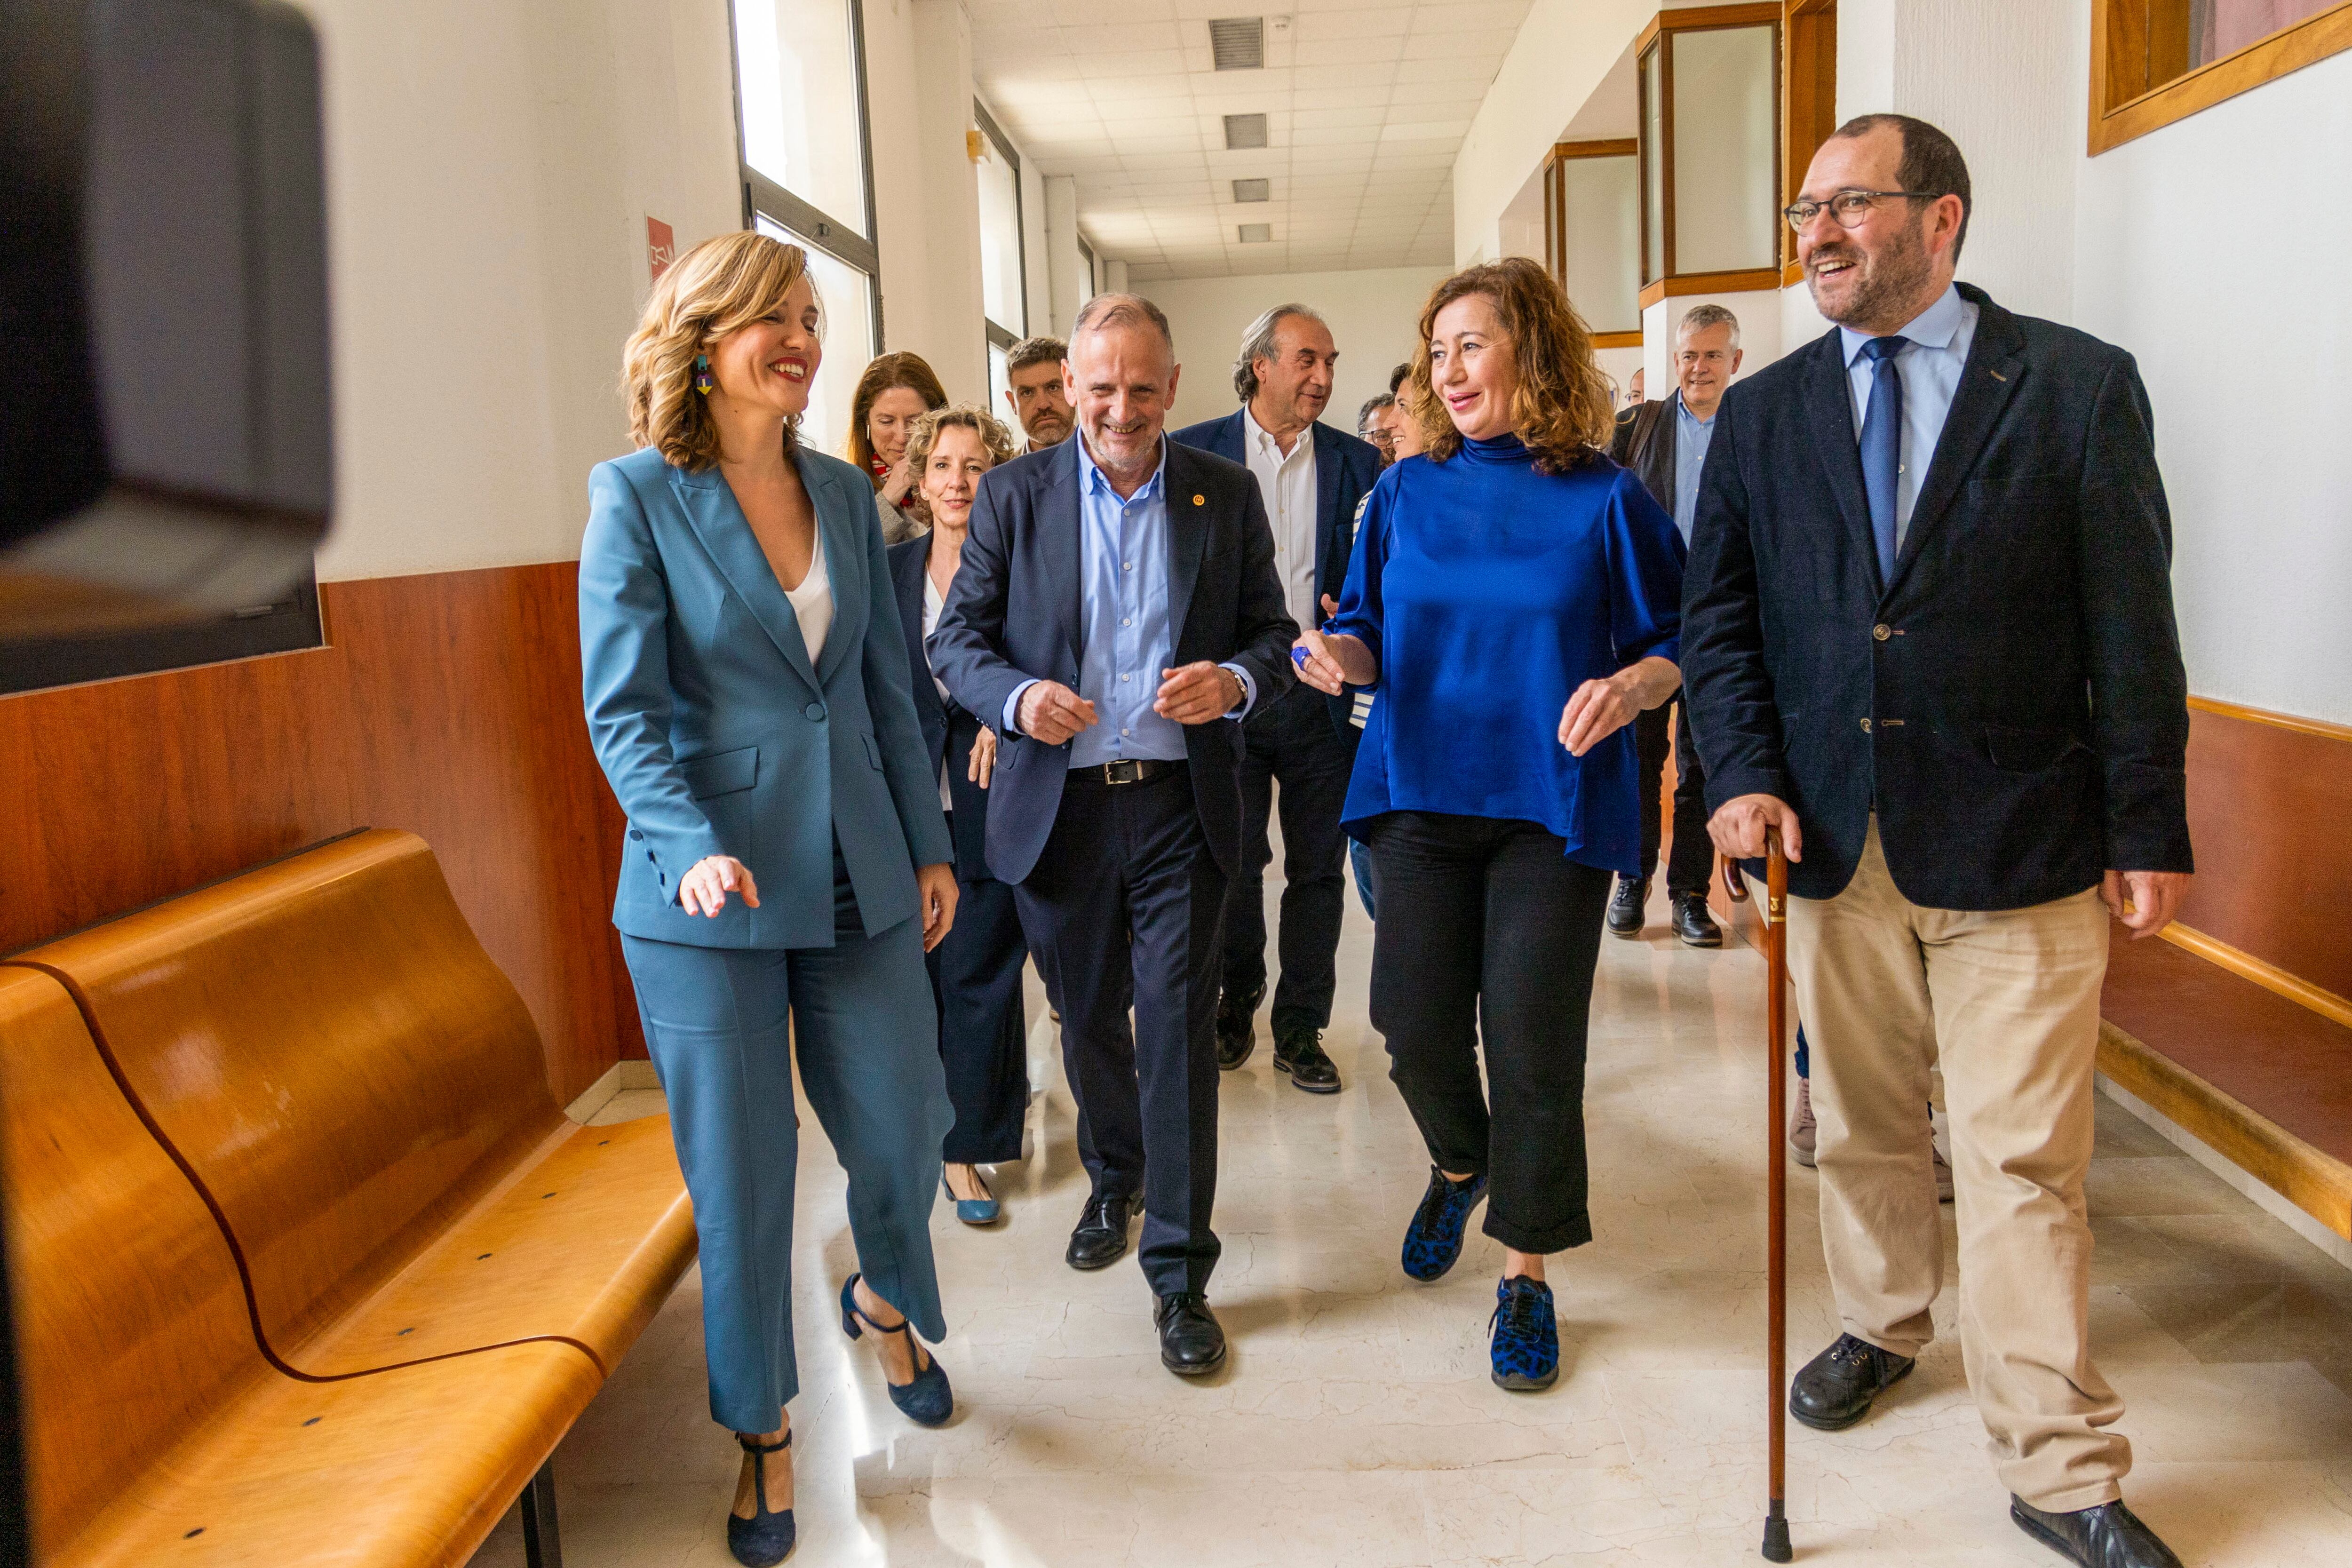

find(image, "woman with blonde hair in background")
[581,231,961,1566]
[848,350,948,543]
[1294,256,1686,1393]
[887,404,1033,1226]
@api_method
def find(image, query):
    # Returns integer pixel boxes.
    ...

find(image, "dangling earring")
[693,353,715,395]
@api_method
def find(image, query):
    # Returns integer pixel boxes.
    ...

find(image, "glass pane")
[987,341,1010,424]
[1670,24,1779,276]
[1557,155,1640,335]
[733,0,868,238]
[754,214,874,461]
[2188,0,2338,71]
[976,125,1024,335]
[1640,45,1664,283]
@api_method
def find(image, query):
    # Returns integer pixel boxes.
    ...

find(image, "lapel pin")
[1192,494,1205,506]
[1989,369,2008,382]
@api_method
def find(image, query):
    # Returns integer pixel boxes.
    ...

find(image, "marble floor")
[475,871,2352,1567]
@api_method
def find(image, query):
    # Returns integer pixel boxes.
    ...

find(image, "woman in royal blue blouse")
[1295,257,1686,1393]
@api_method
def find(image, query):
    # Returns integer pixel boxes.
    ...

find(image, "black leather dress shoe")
[2010,1496,2184,1568]
[1606,876,1649,938]
[1788,1333,1915,1430]
[1215,981,1264,1070]
[1272,1025,1342,1093]
[1065,1193,1132,1271]
[1669,892,1722,947]
[1154,1291,1227,1375]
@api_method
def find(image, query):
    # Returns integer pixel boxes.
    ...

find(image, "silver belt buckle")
[1103,759,1144,785]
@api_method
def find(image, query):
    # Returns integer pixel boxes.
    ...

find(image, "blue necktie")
[1858,335,1909,585]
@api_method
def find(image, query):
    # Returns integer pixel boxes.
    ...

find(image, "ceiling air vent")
[1238,223,1272,243]
[1210,17,1265,71]
[1232,177,1271,203]
[1223,112,1269,150]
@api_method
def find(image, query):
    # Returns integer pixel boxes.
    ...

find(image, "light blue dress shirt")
[1004,435,1254,767]
[1838,282,1979,548]
[1670,391,1715,547]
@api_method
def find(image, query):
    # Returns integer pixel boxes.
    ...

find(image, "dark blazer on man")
[1168,410,1383,744]
[1609,397,1676,517]
[929,435,1300,886]
[1680,283,2192,911]
[888,536,992,882]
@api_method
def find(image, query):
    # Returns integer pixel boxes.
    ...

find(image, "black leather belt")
[1067,756,1182,788]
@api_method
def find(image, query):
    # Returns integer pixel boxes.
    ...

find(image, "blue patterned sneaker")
[1489,1275,1560,1391]
[1401,1165,1487,1282]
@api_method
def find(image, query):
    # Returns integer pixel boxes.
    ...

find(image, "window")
[2090,0,2352,151]
[973,98,1026,366]
[1543,141,1641,346]
[1636,3,1785,308]
[731,0,882,458]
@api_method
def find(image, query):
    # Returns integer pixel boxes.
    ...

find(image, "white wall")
[1137,266,1452,436]
[299,0,741,581]
[1641,288,1784,400]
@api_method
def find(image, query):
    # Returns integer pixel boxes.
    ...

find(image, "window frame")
[1635,1,1787,310]
[972,95,1028,354]
[726,0,884,349]
[2090,0,2352,153]
[1542,139,1643,349]
[1780,0,1838,285]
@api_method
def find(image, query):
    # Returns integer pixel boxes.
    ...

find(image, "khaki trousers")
[1785,820,2126,1511]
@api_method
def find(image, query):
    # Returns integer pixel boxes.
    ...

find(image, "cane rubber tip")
[1760,1516,1793,1562]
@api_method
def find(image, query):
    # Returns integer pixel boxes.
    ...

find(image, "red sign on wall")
[647,216,675,282]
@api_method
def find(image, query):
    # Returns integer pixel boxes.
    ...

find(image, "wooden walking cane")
[1760,828,1793,1562]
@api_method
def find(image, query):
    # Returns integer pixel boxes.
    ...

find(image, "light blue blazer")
[579,443,953,949]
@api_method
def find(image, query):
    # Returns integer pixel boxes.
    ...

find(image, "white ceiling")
[968,0,1537,281]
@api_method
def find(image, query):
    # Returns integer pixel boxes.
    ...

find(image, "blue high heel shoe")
[942,1165,1001,1225]
[726,1428,794,1566]
[839,1274,954,1426]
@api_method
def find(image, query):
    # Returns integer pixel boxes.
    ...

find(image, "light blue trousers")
[621,918,952,1434]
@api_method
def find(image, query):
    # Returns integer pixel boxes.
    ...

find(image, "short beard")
[1810,212,1934,332]
[1027,413,1072,445]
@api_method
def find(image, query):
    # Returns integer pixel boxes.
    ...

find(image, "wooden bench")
[5,829,696,1565]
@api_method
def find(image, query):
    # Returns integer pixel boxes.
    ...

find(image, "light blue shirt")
[1838,283,1979,548]
[1670,391,1715,547]
[1003,435,1254,767]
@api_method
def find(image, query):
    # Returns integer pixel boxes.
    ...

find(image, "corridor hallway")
[473,873,2352,1568]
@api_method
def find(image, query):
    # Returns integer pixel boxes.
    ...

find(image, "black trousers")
[924,824,1029,1165]
[1366,811,1612,1255]
[1012,769,1226,1297]
[1634,698,1714,897]
[1222,682,1354,1032]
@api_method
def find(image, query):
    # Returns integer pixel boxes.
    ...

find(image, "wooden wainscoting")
[0,563,642,1102]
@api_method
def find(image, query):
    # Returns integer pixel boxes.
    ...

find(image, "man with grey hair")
[1358,390,1398,468]
[933,292,1297,1376]
[1607,302,1744,948]
[1001,334,1072,451]
[1172,304,1382,1095]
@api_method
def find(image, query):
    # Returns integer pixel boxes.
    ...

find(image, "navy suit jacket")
[579,444,953,947]
[1681,283,2192,910]
[1169,409,1383,745]
[888,535,994,883]
[929,436,1299,886]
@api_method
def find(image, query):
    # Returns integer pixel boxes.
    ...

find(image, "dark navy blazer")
[1168,409,1384,745]
[888,535,994,883]
[929,436,1299,886]
[1681,283,2193,910]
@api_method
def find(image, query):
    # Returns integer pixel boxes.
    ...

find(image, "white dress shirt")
[1242,404,1320,642]
[1837,283,1979,547]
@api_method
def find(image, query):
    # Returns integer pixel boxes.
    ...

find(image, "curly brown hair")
[1406,256,1615,475]
[621,231,810,471]
[905,404,1018,477]
[846,352,948,479]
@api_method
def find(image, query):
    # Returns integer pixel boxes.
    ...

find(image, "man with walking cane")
[1682,115,2193,1568]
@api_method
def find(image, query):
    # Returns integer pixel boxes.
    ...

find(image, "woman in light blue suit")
[581,231,959,1568]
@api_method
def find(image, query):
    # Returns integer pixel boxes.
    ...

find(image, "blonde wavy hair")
[1406,256,1615,476]
[622,231,812,471]
[904,404,1018,478]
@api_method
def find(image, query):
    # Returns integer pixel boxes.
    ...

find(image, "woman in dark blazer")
[888,405,1030,1224]
[580,231,960,1568]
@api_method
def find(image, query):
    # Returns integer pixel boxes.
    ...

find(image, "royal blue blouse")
[1325,433,1687,875]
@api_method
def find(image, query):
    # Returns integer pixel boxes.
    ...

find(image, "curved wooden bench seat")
[2,967,599,1567]
[8,828,695,1378]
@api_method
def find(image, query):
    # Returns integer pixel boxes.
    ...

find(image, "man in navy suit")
[1171,304,1383,1093]
[1683,115,2191,1568]
[931,294,1297,1375]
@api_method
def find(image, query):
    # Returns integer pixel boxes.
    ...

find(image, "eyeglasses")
[1783,189,1936,234]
